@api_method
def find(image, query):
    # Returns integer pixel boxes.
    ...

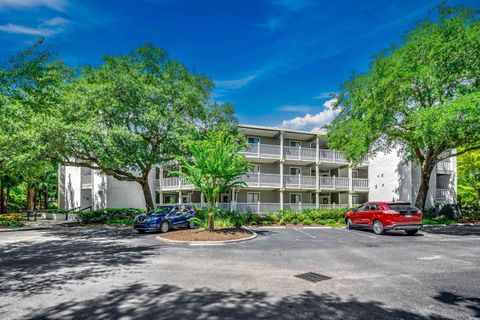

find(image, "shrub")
[302,219,312,225]
[337,218,345,224]
[0,220,24,228]
[262,220,270,226]
[77,208,146,224]
[291,218,299,225]
[280,220,286,225]
[314,218,326,225]
[105,218,134,225]
[325,218,337,225]
[0,214,24,222]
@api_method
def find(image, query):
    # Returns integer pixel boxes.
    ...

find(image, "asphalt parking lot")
[1,225,480,319]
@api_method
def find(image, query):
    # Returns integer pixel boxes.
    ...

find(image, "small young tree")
[457,149,480,206]
[327,5,480,210]
[177,130,252,231]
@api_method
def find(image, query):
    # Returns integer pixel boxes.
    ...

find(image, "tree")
[0,38,71,211]
[177,130,252,231]
[64,43,235,211]
[457,149,480,206]
[327,5,480,210]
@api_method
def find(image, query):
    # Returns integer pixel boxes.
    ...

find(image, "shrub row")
[77,208,147,224]
[0,214,25,228]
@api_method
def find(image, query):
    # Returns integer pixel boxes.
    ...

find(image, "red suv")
[345,202,423,235]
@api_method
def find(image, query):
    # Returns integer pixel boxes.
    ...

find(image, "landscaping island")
[158,227,254,242]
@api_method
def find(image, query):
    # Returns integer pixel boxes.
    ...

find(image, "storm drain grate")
[294,272,331,283]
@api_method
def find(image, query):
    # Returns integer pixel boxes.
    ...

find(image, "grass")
[422,217,456,225]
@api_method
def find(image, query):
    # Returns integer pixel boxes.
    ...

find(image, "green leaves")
[177,130,252,222]
[327,5,480,209]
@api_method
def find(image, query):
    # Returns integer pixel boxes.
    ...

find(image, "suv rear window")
[387,204,419,212]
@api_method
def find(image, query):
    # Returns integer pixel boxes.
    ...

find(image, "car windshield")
[387,204,419,212]
[149,206,172,215]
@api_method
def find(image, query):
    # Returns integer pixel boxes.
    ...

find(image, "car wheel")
[188,220,195,229]
[406,229,419,235]
[159,221,170,233]
[346,218,353,229]
[372,220,385,235]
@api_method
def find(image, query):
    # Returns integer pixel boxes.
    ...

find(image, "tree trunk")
[27,187,36,210]
[208,210,215,231]
[139,179,154,211]
[44,191,48,209]
[415,158,436,211]
[0,183,5,214]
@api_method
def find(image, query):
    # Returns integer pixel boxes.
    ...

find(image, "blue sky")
[0,0,477,131]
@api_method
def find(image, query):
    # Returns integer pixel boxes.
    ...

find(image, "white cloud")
[0,17,69,36]
[277,105,312,113]
[215,74,258,90]
[258,16,283,31]
[280,98,339,131]
[0,0,66,11]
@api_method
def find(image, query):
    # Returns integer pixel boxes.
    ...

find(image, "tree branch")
[438,145,480,161]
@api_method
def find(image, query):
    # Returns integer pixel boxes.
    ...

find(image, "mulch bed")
[159,228,253,241]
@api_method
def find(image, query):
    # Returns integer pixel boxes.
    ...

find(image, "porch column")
[200,191,204,208]
[178,191,183,204]
[348,166,353,207]
[280,130,285,210]
[231,188,236,211]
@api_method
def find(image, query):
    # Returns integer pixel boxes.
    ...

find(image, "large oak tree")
[64,43,235,210]
[327,5,480,210]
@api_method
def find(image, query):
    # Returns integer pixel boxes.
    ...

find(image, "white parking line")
[332,227,378,239]
[292,228,317,239]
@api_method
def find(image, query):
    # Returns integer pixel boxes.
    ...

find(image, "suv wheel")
[188,220,195,229]
[406,229,418,235]
[159,221,170,233]
[346,218,353,229]
[372,220,385,235]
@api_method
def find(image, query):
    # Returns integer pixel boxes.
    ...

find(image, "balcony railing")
[188,202,350,213]
[159,174,368,191]
[240,143,368,164]
[436,189,456,202]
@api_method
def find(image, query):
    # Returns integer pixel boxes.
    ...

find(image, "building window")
[310,168,316,176]
[290,193,301,203]
[290,141,301,147]
[352,195,359,204]
[290,167,301,175]
[155,191,160,204]
[155,167,160,179]
[352,170,359,178]
[247,192,260,203]
[164,195,175,204]
[248,137,260,144]
[249,165,260,173]
[311,193,316,203]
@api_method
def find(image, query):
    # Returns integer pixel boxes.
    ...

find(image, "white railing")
[181,202,350,213]
[240,143,281,158]
[241,173,281,187]
[436,189,455,202]
[158,175,366,191]
[352,178,369,189]
[335,177,350,189]
[241,143,368,164]
[283,146,316,161]
[161,177,194,190]
[437,160,452,173]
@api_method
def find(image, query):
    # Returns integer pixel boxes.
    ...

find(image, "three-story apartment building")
[58,124,457,212]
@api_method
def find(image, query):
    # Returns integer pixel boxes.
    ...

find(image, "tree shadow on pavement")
[24,283,452,320]
[423,225,480,236]
[433,291,480,318]
[0,238,159,297]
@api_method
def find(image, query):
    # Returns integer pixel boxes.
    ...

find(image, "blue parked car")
[133,205,196,233]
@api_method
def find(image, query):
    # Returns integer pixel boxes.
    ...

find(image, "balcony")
[158,174,368,191]
[437,160,453,174]
[436,189,456,203]
[240,143,368,164]
[188,202,350,213]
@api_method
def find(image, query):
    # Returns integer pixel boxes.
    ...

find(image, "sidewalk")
[0,220,80,232]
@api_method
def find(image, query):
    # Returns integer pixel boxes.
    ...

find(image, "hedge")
[77,208,147,224]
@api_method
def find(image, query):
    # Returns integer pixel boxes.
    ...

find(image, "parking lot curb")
[156,228,257,245]
[0,226,51,233]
